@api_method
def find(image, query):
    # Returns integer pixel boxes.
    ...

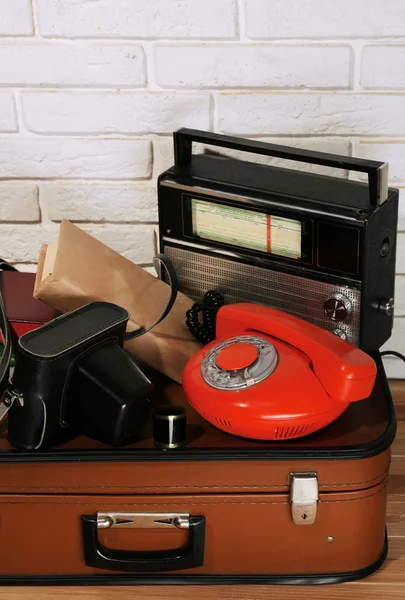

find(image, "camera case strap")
[0,259,18,412]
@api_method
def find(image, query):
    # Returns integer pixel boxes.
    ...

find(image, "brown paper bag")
[33,220,202,384]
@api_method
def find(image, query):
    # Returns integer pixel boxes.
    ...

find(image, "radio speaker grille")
[165,245,361,346]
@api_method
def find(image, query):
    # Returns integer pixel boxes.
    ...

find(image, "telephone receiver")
[182,303,377,441]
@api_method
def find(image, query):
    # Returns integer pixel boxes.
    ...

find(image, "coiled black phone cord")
[186,290,225,345]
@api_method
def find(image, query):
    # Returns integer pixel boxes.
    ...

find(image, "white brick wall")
[245,0,405,38]
[398,190,405,231]
[41,183,158,222]
[154,45,352,89]
[36,0,237,39]
[362,46,405,89]
[2,0,405,379]
[21,92,212,133]
[395,235,405,274]
[0,184,38,220]
[0,0,33,36]
[0,138,152,178]
[0,43,146,86]
[0,93,17,132]
[0,223,154,263]
[354,143,405,180]
[218,94,405,135]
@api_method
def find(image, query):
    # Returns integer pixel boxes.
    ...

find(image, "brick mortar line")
[29,0,38,36]
[1,37,405,43]
[0,136,404,144]
[6,87,405,93]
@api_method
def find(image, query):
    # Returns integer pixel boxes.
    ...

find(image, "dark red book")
[0,271,59,341]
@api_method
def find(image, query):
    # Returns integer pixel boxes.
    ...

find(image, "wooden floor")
[1,381,405,600]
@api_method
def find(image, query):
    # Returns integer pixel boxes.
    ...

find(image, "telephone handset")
[182,303,377,441]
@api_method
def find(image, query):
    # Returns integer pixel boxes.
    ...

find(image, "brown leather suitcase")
[0,351,395,586]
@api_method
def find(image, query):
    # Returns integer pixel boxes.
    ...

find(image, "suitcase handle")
[81,512,206,572]
[173,128,389,206]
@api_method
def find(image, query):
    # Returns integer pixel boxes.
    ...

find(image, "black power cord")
[186,290,225,345]
[380,350,405,364]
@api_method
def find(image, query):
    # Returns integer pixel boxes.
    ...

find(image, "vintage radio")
[158,129,399,352]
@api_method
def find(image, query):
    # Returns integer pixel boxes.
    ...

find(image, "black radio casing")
[158,129,399,352]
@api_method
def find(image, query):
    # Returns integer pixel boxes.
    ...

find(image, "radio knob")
[332,329,348,341]
[324,293,353,322]
[379,297,394,317]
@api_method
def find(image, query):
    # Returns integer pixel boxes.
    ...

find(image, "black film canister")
[153,405,187,449]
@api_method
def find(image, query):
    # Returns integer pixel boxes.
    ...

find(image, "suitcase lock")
[289,473,319,525]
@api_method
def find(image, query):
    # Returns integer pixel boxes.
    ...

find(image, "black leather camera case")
[7,302,151,450]
[68,343,153,446]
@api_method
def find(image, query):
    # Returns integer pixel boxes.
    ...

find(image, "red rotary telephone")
[182,303,377,440]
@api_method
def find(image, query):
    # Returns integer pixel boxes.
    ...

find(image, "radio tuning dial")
[324,293,353,322]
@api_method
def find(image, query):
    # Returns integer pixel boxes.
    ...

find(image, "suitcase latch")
[289,473,319,525]
[96,512,190,530]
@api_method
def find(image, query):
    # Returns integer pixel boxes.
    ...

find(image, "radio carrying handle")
[173,128,389,207]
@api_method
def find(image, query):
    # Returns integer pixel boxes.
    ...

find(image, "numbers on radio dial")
[324,293,353,322]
